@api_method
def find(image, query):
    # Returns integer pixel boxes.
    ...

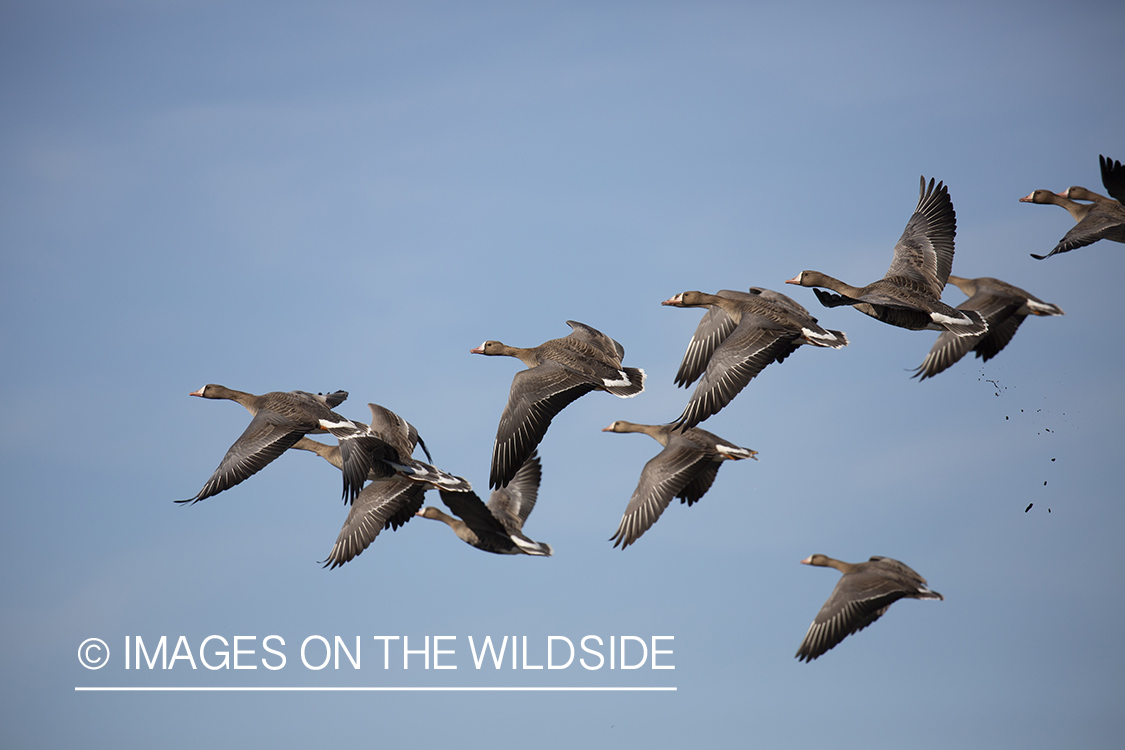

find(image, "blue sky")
[2,1,1123,747]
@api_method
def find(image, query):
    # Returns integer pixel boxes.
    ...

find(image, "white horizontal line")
[75,686,676,692]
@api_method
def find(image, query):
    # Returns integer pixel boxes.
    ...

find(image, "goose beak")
[189,388,205,397]
[800,556,813,565]
[785,275,801,285]
[661,293,684,306]
[1018,192,1034,202]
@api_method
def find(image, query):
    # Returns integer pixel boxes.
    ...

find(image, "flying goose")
[293,402,464,568]
[796,554,943,662]
[1022,155,1125,258]
[1062,154,1125,204]
[787,176,986,337]
[912,274,1064,380]
[317,415,471,494]
[417,452,552,556]
[180,385,375,505]
[473,320,645,489]
[663,288,847,430]
[603,420,757,549]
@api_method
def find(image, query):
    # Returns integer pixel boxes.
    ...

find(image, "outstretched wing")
[609,441,711,549]
[884,176,957,297]
[489,362,595,489]
[180,411,307,504]
[321,480,428,569]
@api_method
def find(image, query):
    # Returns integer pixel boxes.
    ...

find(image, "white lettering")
[200,635,229,670]
[372,636,399,669]
[301,635,331,670]
[262,635,286,670]
[168,635,197,669]
[433,636,456,670]
[521,635,542,670]
[619,636,647,669]
[233,636,256,670]
[548,636,574,669]
[403,635,429,669]
[135,635,167,669]
[335,636,361,670]
[468,636,508,669]
[652,636,674,669]
[580,635,604,670]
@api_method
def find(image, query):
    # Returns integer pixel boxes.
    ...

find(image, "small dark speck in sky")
[1025,503,1033,512]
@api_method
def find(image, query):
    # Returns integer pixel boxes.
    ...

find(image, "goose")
[912,275,1064,380]
[1022,155,1125,258]
[603,420,757,549]
[180,385,376,505]
[317,415,471,494]
[1019,188,1089,219]
[795,554,943,663]
[663,288,847,430]
[295,436,428,569]
[472,320,645,489]
[1061,154,1125,204]
[417,452,552,556]
[292,403,463,568]
[1062,185,1117,203]
[786,176,987,337]
[1021,188,1123,259]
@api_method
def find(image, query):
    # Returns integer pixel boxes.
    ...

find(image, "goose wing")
[564,320,626,361]
[490,362,595,489]
[1033,207,1125,259]
[673,320,797,430]
[796,556,941,662]
[1100,154,1125,204]
[912,288,1024,379]
[321,480,428,569]
[673,291,751,387]
[181,410,308,504]
[884,177,957,297]
[610,440,711,549]
[487,452,543,527]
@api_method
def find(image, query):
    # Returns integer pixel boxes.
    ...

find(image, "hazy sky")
[2,2,1123,748]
